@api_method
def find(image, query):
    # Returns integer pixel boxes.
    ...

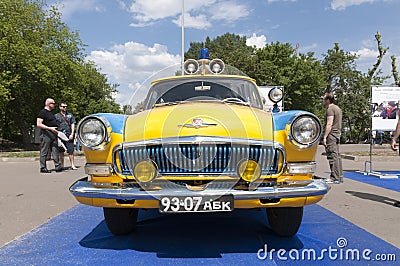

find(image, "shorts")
[63,140,75,154]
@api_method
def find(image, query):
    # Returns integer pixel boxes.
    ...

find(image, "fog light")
[133,160,157,183]
[237,159,261,182]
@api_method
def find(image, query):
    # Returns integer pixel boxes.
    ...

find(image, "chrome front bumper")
[69,178,330,200]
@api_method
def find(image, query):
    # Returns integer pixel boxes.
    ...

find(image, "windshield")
[144,77,263,110]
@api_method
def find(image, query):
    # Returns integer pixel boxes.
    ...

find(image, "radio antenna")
[181,0,185,75]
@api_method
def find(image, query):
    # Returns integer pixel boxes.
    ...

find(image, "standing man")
[322,92,343,183]
[37,98,62,173]
[55,102,77,170]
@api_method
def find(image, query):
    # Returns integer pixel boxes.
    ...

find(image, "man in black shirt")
[36,98,62,173]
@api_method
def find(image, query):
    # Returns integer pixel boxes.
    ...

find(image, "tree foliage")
[186,33,325,113]
[253,43,325,113]
[0,0,119,146]
[321,42,388,143]
[0,3,395,147]
[187,33,391,143]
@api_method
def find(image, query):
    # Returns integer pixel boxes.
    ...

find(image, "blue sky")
[47,0,400,106]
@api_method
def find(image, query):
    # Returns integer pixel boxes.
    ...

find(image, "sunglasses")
[60,106,67,108]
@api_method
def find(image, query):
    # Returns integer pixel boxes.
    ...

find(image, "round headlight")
[237,159,261,182]
[133,160,157,183]
[290,115,321,146]
[268,87,283,103]
[78,117,107,148]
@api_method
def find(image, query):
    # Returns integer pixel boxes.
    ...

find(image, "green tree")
[321,43,371,143]
[185,33,257,76]
[391,55,400,86]
[252,42,325,113]
[0,0,119,146]
[186,34,325,113]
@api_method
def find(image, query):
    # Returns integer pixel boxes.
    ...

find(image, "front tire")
[103,208,138,235]
[266,207,303,237]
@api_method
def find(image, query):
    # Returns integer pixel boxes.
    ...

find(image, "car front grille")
[113,141,284,176]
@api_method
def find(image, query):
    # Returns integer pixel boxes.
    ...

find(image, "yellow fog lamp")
[133,160,157,183]
[237,159,262,182]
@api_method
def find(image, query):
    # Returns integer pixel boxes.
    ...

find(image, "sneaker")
[71,166,78,170]
[40,168,51,173]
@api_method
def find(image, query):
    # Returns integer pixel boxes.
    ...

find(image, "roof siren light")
[183,59,199,75]
[199,48,210,60]
[209,59,225,74]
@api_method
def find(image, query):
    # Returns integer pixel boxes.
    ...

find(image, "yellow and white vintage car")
[70,49,330,237]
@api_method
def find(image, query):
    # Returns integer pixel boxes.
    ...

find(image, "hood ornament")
[178,118,217,129]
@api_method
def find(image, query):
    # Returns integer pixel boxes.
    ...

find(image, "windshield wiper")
[221,97,250,106]
[153,100,190,107]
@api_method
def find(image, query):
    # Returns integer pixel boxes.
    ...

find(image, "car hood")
[124,102,274,142]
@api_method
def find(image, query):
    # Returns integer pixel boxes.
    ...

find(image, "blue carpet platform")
[0,203,398,265]
[344,171,400,192]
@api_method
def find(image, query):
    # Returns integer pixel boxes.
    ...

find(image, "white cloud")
[352,48,377,73]
[330,0,390,11]
[299,43,318,53]
[87,42,181,106]
[209,2,250,23]
[50,0,104,18]
[267,0,297,3]
[172,13,212,30]
[354,47,378,58]
[246,33,267,48]
[127,0,248,29]
[127,0,215,22]
[271,24,280,30]
[128,0,182,22]
[361,39,375,49]
[354,47,394,81]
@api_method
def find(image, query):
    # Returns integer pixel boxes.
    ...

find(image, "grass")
[0,151,40,158]
[342,150,398,156]
[0,151,84,158]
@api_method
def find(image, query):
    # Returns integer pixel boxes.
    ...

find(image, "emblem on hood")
[178,118,217,129]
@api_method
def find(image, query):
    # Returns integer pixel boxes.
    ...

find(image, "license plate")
[159,195,234,213]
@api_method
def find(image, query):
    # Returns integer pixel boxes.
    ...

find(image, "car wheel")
[266,207,303,237]
[103,208,138,235]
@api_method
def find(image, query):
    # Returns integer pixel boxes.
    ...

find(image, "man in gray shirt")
[322,93,343,183]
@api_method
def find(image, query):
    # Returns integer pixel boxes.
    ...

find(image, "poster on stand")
[371,86,400,131]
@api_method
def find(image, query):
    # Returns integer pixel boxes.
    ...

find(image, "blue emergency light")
[199,48,210,60]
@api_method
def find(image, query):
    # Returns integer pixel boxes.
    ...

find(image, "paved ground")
[0,157,84,247]
[315,144,400,248]
[0,144,399,250]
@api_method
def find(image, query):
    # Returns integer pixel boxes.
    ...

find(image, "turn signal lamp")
[237,159,262,182]
[133,160,157,183]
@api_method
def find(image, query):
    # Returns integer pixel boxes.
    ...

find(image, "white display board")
[371,86,400,131]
